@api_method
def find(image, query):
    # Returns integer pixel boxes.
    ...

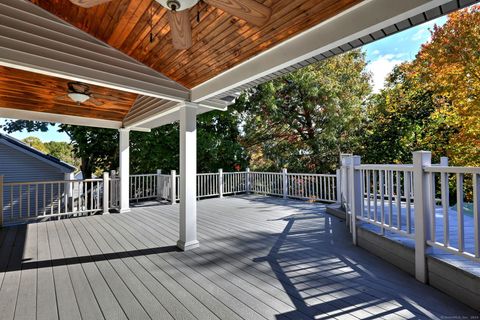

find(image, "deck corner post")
[64,172,73,208]
[282,168,288,199]
[119,128,130,213]
[413,151,432,283]
[177,103,199,251]
[110,170,117,208]
[0,175,3,227]
[336,169,341,204]
[246,168,251,194]
[156,169,162,200]
[170,170,176,205]
[218,169,223,198]
[103,172,110,215]
[349,156,361,245]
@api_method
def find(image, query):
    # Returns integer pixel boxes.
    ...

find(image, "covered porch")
[0,196,475,319]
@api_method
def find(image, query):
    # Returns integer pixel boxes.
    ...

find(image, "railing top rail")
[355,164,414,171]
[287,173,336,177]
[424,166,480,174]
[197,173,219,176]
[130,173,157,177]
[4,179,103,186]
[223,171,246,174]
[250,171,282,175]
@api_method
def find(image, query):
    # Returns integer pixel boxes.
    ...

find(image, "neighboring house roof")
[0,133,76,173]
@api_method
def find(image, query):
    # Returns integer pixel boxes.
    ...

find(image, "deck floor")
[0,195,476,320]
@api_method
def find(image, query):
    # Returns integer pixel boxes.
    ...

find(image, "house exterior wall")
[0,142,75,225]
[0,143,67,183]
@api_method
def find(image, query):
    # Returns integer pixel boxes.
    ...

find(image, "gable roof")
[0,133,76,173]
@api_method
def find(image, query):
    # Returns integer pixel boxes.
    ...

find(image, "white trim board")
[0,108,150,132]
[191,0,451,102]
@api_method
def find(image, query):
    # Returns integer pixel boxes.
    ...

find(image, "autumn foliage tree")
[411,5,480,166]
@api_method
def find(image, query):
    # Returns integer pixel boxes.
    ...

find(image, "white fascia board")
[198,98,229,111]
[123,101,182,129]
[0,107,147,132]
[140,104,217,129]
[191,0,450,102]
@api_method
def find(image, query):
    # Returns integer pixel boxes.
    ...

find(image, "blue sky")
[0,15,447,143]
[364,16,447,92]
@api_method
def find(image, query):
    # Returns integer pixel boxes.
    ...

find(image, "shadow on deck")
[0,195,475,319]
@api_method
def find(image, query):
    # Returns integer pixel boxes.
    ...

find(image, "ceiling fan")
[69,0,272,50]
[55,81,121,106]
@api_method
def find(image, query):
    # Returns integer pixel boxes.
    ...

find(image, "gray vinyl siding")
[0,143,73,225]
[0,143,66,183]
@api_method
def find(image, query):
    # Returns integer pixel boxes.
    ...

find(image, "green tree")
[22,136,48,153]
[3,108,247,176]
[130,110,248,174]
[44,141,80,168]
[236,50,371,173]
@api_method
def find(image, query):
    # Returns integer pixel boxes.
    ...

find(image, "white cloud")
[411,21,435,41]
[367,54,404,93]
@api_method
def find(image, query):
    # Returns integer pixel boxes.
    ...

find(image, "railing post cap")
[282,168,288,173]
[412,150,431,155]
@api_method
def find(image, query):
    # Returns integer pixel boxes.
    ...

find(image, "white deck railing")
[0,177,107,225]
[128,169,338,204]
[1,169,338,225]
[340,152,480,278]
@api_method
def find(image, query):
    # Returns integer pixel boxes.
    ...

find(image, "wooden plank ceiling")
[0,66,137,121]
[29,0,363,89]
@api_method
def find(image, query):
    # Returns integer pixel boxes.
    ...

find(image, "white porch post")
[177,103,199,251]
[413,151,432,283]
[119,128,130,213]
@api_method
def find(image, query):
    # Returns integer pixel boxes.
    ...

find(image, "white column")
[103,172,110,214]
[282,168,288,199]
[177,103,199,251]
[170,170,176,204]
[119,128,130,213]
[349,156,362,245]
[218,169,223,198]
[413,151,432,283]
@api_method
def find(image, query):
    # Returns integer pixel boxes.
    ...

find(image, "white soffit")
[190,0,457,102]
[0,0,190,102]
[123,96,228,129]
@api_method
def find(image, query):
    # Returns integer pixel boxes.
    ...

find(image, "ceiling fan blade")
[87,97,104,106]
[167,10,192,50]
[69,0,114,8]
[204,0,271,27]
[54,94,70,102]
[91,93,123,102]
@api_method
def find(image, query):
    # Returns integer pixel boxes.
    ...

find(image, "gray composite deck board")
[0,195,476,320]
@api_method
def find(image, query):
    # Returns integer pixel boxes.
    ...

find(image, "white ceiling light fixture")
[67,92,90,104]
[156,0,199,11]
